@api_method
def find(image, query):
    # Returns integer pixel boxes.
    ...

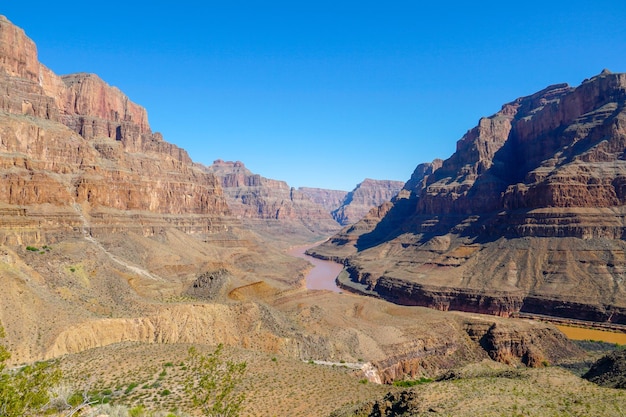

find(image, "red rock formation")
[316,71,626,324]
[203,159,340,237]
[0,15,230,245]
[298,187,348,213]
[330,179,405,226]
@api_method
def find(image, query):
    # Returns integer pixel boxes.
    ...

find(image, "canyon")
[311,70,626,327]
[0,14,623,416]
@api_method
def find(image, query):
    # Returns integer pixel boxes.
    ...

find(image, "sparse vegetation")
[185,344,246,417]
[392,377,433,387]
[0,325,61,416]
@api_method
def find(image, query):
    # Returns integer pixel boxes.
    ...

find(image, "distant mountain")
[298,187,348,213]
[312,70,626,325]
[330,179,405,226]
[300,179,404,226]
[203,160,341,242]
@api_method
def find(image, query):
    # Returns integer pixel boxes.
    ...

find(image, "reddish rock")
[203,160,340,237]
[298,187,348,213]
[330,179,405,226]
[317,71,626,324]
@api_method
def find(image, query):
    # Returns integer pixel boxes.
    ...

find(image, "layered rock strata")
[313,70,626,324]
[203,159,341,241]
[298,187,348,213]
[329,179,405,226]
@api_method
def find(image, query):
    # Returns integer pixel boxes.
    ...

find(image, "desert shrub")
[392,377,433,387]
[125,382,139,394]
[25,246,39,252]
[0,325,61,416]
[185,344,247,416]
[129,404,146,416]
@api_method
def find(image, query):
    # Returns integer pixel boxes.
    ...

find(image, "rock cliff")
[298,187,348,213]
[0,15,248,361]
[203,159,341,242]
[329,179,405,226]
[313,70,626,324]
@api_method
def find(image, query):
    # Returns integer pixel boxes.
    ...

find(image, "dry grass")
[57,342,390,416]
[334,361,626,416]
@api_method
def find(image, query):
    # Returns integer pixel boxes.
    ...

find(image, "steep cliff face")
[203,160,341,241]
[298,187,348,213]
[0,16,228,222]
[330,179,405,226]
[316,70,626,324]
[310,161,441,260]
[0,16,249,361]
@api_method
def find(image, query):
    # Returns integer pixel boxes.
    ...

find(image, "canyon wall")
[203,159,341,242]
[313,70,626,324]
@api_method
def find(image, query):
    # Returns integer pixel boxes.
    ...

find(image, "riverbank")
[286,244,343,292]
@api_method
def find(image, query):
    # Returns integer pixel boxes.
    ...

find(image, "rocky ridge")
[312,70,626,324]
[298,187,348,214]
[202,159,341,242]
[330,179,404,226]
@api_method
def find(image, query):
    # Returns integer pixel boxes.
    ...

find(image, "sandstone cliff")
[0,15,251,361]
[203,159,341,243]
[313,70,626,324]
[328,179,404,226]
[298,187,348,213]
[311,160,441,260]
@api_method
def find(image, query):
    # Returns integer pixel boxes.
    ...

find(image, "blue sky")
[3,1,626,190]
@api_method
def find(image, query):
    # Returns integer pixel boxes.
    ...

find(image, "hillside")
[311,70,626,325]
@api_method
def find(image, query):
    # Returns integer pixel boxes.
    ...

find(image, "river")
[555,325,626,345]
[288,245,626,343]
[287,244,343,292]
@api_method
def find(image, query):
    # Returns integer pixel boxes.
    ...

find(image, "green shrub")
[185,344,247,416]
[124,382,139,394]
[392,377,433,387]
[25,246,39,252]
[129,404,145,417]
[0,325,61,416]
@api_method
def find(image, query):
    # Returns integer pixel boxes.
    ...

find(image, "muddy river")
[287,244,343,292]
[556,325,626,345]
[288,245,626,343]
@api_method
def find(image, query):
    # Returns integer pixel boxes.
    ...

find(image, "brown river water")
[556,325,626,345]
[287,245,626,344]
[287,244,343,292]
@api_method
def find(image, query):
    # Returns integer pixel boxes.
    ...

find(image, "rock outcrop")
[313,70,626,324]
[583,349,626,388]
[203,159,341,242]
[329,179,405,226]
[298,187,347,213]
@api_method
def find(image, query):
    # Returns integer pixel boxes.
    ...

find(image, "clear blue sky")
[3,1,626,191]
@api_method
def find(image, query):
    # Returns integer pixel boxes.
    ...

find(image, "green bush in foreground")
[0,325,61,416]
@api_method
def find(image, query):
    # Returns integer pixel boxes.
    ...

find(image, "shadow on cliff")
[355,131,524,252]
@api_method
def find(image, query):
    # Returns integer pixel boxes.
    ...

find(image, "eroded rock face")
[0,16,238,361]
[583,349,626,388]
[315,70,626,324]
[298,187,348,213]
[203,159,341,238]
[0,16,228,223]
[330,179,405,226]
